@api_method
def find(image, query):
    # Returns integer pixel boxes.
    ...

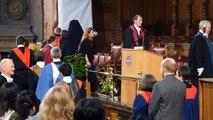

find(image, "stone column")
[43,0,58,39]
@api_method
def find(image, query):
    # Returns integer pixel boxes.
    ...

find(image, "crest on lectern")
[126,56,132,66]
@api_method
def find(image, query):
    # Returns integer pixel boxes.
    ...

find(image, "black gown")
[9,47,38,91]
[188,32,213,87]
[79,39,98,92]
[60,20,83,60]
[123,25,149,50]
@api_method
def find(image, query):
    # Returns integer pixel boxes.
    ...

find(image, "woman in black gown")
[79,27,98,96]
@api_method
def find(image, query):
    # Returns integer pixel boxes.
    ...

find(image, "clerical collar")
[1,73,13,83]
[53,59,61,62]
[134,24,141,35]
[17,44,24,48]
[36,61,45,68]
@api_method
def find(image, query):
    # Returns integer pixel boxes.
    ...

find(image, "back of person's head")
[51,47,62,59]
[47,36,56,44]
[24,39,29,47]
[199,20,211,29]
[161,58,176,74]
[177,66,192,87]
[61,30,68,38]
[54,27,62,35]
[81,27,93,41]
[39,86,74,120]
[34,51,45,61]
[74,97,105,120]
[15,90,38,119]
[59,63,71,76]
[16,35,26,45]
[0,82,19,116]
[141,74,157,92]
[59,63,72,76]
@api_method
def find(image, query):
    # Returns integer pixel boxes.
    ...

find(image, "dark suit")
[123,26,149,50]
[0,75,7,87]
[9,47,37,91]
[149,75,186,120]
[188,32,213,87]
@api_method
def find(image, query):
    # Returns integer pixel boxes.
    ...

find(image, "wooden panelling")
[41,0,213,52]
[199,78,213,120]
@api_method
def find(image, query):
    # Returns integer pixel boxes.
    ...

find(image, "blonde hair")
[39,86,74,120]
[81,27,94,41]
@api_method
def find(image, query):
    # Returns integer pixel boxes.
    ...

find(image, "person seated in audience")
[36,47,75,101]
[132,74,157,119]
[54,27,62,48]
[57,63,83,103]
[31,51,45,76]
[176,66,198,120]
[0,82,19,120]
[39,86,74,120]
[9,90,39,120]
[0,59,15,87]
[74,97,105,120]
[42,36,57,65]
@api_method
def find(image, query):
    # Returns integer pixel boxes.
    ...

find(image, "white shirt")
[36,61,45,68]
[134,24,141,36]
[17,44,24,48]
[1,73,13,83]
[53,59,61,62]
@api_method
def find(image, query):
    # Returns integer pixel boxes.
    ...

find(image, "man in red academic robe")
[123,15,148,50]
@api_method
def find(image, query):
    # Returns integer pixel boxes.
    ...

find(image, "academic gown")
[36,61,75,101]
[42,45,53,65]
[188,32,213,87]
[60,20,83,58]
[79,39,98,92]
[123,25,148,50]
[184,85,199,120]
[0,75,7,87]
[9,47,37,91]
[132,91,151,119]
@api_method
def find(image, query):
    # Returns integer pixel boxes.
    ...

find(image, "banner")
[58,0,93,31]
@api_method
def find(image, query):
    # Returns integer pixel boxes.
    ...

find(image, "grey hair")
[51,47,61,59]
[199,20,211,29]
[0,59,13,71]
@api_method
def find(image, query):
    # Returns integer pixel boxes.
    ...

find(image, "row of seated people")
[0,81,106,120]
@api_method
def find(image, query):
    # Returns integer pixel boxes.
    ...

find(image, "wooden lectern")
[121,49,163,105]
[199,78,213,120]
